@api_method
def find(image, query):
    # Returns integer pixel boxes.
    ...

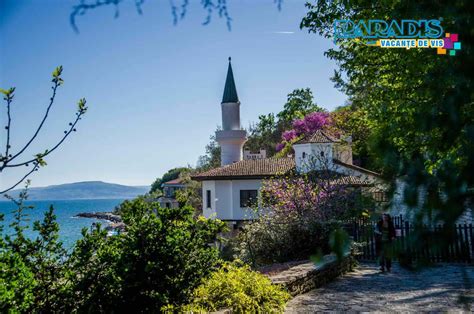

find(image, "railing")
[345,215,473,263]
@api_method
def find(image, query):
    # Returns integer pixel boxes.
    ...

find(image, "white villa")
[192,58,386,224]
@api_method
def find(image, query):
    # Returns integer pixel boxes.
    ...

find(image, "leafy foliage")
[61,199,227,312]
[197,131,222,170]
[277,88,325,129]
[329,104,376,169]
[236,165,369,266]
[245,113,282,157]
[1,189,227,312]
[245,88,325,157]
[301,0,473,230]
[175,169,203,213]
[178,261,290,313]
[0,184,68,312]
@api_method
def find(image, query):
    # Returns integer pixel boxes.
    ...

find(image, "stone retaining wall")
[267,254,356,296]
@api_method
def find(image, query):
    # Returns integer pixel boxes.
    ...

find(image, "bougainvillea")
[260,174,350,221]
[235,171,362,265]
[281,130,297,142]
[276,112,332,153]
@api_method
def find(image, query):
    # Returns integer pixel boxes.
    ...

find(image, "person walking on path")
[375,213,396,272]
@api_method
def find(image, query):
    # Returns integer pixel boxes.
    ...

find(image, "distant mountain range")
[2,181,150,200]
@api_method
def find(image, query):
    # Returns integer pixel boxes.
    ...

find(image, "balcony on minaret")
[216,57,248,166]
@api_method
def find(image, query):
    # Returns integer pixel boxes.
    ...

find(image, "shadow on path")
[285,262,473,313]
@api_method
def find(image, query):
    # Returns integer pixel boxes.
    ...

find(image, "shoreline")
[75,212,125,232]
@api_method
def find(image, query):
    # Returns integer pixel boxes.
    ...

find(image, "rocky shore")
[75,212,126,232]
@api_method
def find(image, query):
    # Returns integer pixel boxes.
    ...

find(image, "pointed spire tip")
[222,57,238,103]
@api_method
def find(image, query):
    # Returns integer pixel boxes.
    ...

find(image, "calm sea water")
[0,199,125,249]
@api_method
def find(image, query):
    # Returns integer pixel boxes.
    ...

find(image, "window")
[240,190,258,207]
[320,151,325,157]
[373,191,388,202]
[206,190,211,208]
[302,152,306,159]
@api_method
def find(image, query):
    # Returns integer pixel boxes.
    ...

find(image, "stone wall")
[267,254,356,297]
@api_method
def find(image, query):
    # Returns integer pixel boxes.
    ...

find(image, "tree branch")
[6,107,86,168]
[0,67,87,194]
[0,163,39,194]
[4,95,12,161]
[8,80,60,164]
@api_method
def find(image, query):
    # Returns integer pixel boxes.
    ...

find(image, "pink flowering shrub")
[281,130,297,142]
[276,112,332,154]
[235,173,358,266]
[292,119,308,135]
[260,174,349,221]
[301,112,330,134]
[275,143,286,152]
[292,112,331,137]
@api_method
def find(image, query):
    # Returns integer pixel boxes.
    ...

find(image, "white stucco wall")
[201,179,263,220]
[293,143,334,172]
[202,180,216,218]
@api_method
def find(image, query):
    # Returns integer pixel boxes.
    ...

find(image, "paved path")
[285,262,473,313]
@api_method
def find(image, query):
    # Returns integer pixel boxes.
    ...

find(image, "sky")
[0,0,346,189]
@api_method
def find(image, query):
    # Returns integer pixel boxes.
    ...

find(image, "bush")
[61,199,227,312]
[236,214,340,266]
[187,261,290,313]
[0,205,67,312]
[233,172,365,266]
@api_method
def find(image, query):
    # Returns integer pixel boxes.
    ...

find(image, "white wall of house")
[293,143,334,172]
[202,181,216,218]
[201,179,262,220]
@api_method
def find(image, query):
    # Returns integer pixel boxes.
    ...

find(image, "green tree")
[175,169,203,214]
[277,88,324,129]
[301,0,473,248]
[197,132,221,171]
[245,113,282,156]
[62,199,227,312]
[0,184,68,312]
[329,103,377,170]
[245,88,325,157]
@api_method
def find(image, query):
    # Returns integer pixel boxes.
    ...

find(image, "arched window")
[302,152,306,159]
[320,151,325,157]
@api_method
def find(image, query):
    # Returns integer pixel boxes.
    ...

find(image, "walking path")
[285,262,473,312]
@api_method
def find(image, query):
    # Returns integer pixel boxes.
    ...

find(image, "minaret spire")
[216,57,247,165]
[222,56,239,103]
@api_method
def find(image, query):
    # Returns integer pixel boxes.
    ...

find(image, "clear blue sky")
[0,0,346,189]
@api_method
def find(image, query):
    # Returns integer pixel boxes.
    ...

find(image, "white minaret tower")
[216,57,247,166]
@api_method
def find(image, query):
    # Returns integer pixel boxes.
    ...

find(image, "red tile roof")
[191,158,295,180]
[162,178,184,185]
[333,159,382,177]
[295,130,340,144]
[191,157,378,186]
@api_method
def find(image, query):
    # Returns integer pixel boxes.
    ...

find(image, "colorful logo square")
[444,38,454,49]
[439,33,461,55]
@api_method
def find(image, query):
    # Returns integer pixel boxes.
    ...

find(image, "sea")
[0,199,125,249]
